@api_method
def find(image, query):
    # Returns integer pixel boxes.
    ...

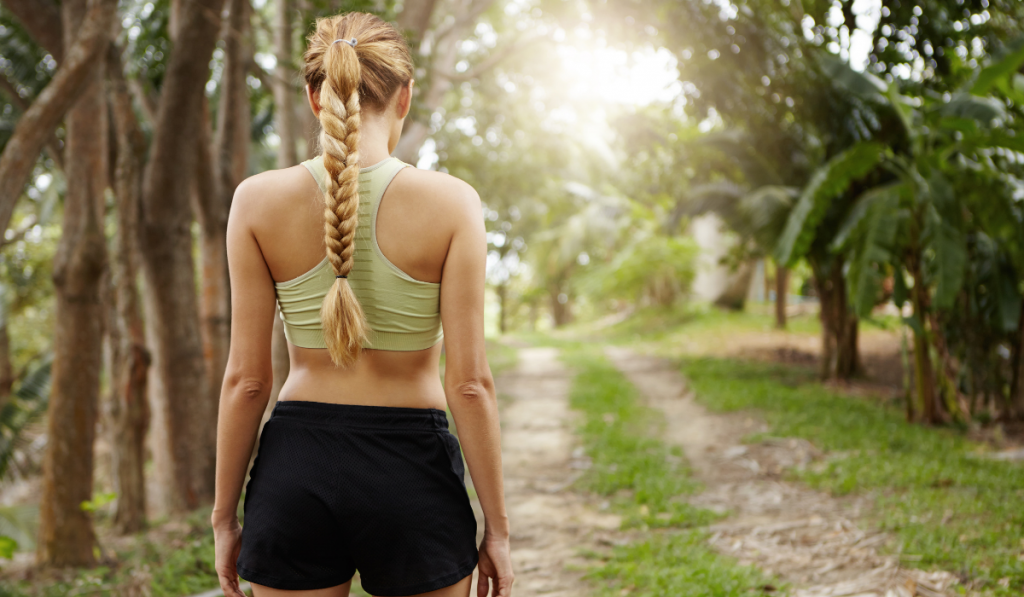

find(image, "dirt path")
[468,346,620,597]
[605,346,960,597]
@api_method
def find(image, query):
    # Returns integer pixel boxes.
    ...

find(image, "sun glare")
[555,42,681,107]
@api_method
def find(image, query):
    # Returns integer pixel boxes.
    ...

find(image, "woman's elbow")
[222,370,272,402]
[449,376,496,403]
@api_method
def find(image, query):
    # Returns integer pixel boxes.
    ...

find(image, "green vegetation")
[562,345,779,596]
[682,356,1024,595]
[0,507,220,597]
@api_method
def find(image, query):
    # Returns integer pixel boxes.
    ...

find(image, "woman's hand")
[212,518,247,597]
[476,534,514,597]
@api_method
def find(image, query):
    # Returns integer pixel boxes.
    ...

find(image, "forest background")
[0,0,1023,594]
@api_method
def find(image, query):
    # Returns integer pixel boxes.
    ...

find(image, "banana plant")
[686,129,884,377]
[829,40,1024,423]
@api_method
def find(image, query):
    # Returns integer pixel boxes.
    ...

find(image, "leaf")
[902,314,924,336]
[937,117,980,135]
[971,36,1024,95]
[819,53,888,103]
[775,142,886,266]
[738,185,798,247]
[992,269,1022,333]
[847,187,901,317]
[939,93,1006,124]
[923,204,967,310]
[831,182,905,252]
[0,535,17,559]
[0,357,52,482]
[892,265,909,309]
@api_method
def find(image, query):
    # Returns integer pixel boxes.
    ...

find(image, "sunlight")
[553,38,681,107]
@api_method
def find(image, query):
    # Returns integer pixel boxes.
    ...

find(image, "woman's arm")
[438,180,513,596]
[440,182,507,537]
[211,179,277,529]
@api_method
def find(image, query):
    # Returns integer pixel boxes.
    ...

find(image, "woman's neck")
[357,111,394,168]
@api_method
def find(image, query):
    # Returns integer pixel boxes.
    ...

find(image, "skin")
[211,78,514,597]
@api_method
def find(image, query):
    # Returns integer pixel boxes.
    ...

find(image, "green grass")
[562,345,780,596]
[682,356,1024,595]
[600,303,822,345]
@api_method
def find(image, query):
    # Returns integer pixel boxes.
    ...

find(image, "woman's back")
[239,150,481,410]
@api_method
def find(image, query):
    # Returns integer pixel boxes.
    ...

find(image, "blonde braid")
[302,12,415,367]
[319,41,366,367]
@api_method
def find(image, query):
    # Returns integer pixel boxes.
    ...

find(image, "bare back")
[240,162,478,410]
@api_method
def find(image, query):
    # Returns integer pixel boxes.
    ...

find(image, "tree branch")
[0,0,116,235]
[0,72,65,170]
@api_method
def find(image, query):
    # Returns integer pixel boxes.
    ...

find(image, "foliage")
[0,356,51,482]
[774,142,886,266]
[578,227,698,308]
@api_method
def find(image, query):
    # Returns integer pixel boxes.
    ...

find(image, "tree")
[0,0,116,236]
[192,0,253,502]
[830,47,1024,423]
[35,0,118,568]
[138,0,225,513]
[104,44,152,534]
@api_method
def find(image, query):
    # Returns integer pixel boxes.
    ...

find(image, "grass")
[561,344,780,596]
[681,356,1024,595]
[599,302,822,345]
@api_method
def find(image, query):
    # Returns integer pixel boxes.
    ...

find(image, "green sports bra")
[273,155,443,351]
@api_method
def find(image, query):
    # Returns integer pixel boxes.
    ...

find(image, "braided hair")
[302,12,414,367]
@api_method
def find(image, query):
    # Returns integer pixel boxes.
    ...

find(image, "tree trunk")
[105,45,152,534]
[908,253,939,425]
[191,0,251,503]
[811,259,860,381]
[0,0,118,236]
[0,308,13,413]
[775,263,788,329]
[396,0,439,48]
[1012,301,1024,419]
[273,0,299,168]
[36,0,110,567]
[550,284,571,327]
[139,0,225,514]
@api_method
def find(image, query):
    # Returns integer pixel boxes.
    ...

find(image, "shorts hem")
[237,563,355,591]
[361,554,479,596]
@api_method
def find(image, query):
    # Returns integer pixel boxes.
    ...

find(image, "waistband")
[270,399,450,430]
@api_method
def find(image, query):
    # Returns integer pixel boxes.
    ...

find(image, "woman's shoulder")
[229,164,320,229]
[236,164,315,199]
[392,164,481,214]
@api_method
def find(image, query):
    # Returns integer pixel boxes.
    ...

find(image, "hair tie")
[336,274,347,279]
[332,38,357,48]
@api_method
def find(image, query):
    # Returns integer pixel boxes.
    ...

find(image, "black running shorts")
[235,400,479,595]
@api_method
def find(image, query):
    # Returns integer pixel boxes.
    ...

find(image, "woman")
[210,11,513,597]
